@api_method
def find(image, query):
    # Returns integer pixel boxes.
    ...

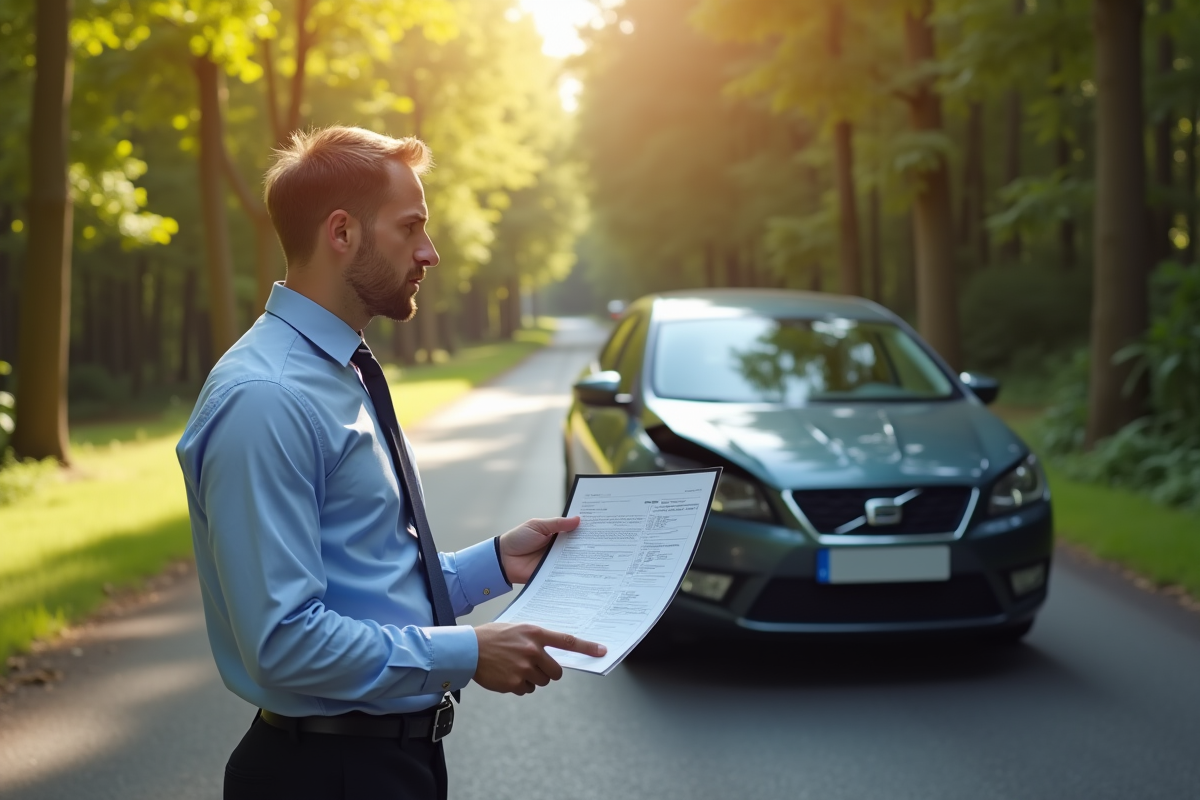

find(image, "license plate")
[816,546,950,584]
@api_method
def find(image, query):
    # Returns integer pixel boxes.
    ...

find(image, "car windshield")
[653,317,955,403]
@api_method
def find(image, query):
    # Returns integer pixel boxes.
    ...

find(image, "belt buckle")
[431,697,454,743]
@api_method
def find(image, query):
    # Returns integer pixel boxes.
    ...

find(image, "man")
[176,126,605,800]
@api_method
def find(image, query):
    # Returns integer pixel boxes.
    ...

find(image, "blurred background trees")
[0,0,1197,506]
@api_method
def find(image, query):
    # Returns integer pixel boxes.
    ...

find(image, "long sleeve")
[182,380,477,704]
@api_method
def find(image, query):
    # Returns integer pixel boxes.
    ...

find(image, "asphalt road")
[3,317,1199,799]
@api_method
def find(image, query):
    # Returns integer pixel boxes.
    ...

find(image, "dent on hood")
[647,398,1022,489]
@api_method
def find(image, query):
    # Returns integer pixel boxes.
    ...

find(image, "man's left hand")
[497,516,581,584]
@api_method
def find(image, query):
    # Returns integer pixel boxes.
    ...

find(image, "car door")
[570,313,643,474]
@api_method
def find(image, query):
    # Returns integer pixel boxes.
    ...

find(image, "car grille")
[745,575,1001,624]
[791,486,973,535]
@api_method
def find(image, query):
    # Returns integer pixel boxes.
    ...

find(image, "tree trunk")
[1051,49,1077,269]
[1001,90,1022,262]
[1056,133,1078,269]
[832,120,864,295]
[1186,100,1198,264]
[13,0,73,462]
[903,2,962,370]
[1085,0,1149,447]
[1152,14,1174,266]
[194,56,239,360]
[394,323,417,365]
[418,275,440,353]
[178,267,196,384]
[898,212,918,318]
[149,261,165,384]
[960,101,989,267]
[724,250,741,287]
[0,205,14,369]
[129,254,146,397]
[999,0,1024,263]
[507,274,522,333]
[868,186,883,302]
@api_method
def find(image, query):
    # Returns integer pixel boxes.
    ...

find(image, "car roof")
[633,288,898,323]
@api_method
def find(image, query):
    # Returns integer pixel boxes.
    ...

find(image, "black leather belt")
[259,696,454,742]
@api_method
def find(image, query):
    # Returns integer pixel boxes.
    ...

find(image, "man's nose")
[418,234,440,268]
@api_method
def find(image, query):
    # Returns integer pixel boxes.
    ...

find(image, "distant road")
[3,316,1199,799]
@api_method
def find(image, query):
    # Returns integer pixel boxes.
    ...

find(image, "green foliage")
[987,174,1093,244]
[959,263,1092,371]
[1119,263,1200,433]
[0,449,58,507]
[1010,414,1200,600]
[1037,265,1200,509]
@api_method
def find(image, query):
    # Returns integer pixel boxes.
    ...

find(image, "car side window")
[616,318,648,394]
[599,314,641,371]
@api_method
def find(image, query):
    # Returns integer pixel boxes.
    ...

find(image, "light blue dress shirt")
[177,283,511,717]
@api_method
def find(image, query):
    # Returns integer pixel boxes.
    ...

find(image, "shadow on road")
[622,635,1075,690]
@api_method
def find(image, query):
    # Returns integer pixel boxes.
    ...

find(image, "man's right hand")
[473,623,607,695]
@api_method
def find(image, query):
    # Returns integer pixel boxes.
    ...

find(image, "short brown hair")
[263,126,432,266]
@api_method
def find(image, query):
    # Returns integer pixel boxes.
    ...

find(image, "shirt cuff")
[416,624,478,695]
[452,539,513,606]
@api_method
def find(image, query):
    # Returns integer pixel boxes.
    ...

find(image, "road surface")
[2,317,1199,799]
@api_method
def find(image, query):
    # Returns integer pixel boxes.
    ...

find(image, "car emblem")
[830,488,924,534]
[865,498,902,526]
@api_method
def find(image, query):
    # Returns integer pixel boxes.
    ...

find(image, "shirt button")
[483,588,491,596]
[441,681,450,690]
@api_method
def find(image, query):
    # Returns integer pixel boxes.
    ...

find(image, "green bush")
[68,363,132,416]
[0,448,58,506]
[959,263,1092,372]
[1038,263,1200,510]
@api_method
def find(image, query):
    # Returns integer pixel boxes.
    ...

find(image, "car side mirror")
[960,372,1001,405]
[574,370,630,406]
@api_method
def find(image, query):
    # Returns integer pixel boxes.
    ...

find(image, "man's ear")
[325,209,356,256]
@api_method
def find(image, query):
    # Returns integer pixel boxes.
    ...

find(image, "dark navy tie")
[350,344,459,642]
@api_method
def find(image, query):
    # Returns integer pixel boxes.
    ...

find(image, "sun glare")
[519,0,605,58]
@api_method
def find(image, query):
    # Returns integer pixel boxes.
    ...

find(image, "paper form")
[494,468,721,674]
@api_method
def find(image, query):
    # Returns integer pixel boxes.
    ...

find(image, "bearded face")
[344,223,422,322]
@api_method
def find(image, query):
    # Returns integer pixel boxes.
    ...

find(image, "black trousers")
[224,713,448,800]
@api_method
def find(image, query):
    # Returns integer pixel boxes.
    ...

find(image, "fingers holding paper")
[497,516,581,584]
[472,622,607,695]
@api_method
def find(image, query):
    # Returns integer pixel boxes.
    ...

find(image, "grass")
[0,337,548,669]
[1002,412,1200,601]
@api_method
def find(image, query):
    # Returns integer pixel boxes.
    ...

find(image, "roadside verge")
[0,335,551,672]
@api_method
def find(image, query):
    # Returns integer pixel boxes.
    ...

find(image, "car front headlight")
[988,454,1047,515]
[712,472,775,522]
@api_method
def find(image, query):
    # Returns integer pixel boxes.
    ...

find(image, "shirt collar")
[265,282,363,367]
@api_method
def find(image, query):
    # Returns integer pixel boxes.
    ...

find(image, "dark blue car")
[564,290,1052,644]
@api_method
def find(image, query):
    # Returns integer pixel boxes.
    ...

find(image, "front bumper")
[663,498,1053,636]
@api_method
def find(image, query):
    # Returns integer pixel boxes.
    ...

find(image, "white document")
[494,468,721,675]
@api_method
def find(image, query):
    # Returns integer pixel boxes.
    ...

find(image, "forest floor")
[0,333,552,674]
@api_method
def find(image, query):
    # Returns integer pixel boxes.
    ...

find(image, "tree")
[692,0,886,296]
[1085,0,1148,445]
[12,0,74,462]
[900,0,961,369]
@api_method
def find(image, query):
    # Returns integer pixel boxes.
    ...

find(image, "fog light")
[1010,563,1047,597]
[680,570,733,602]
